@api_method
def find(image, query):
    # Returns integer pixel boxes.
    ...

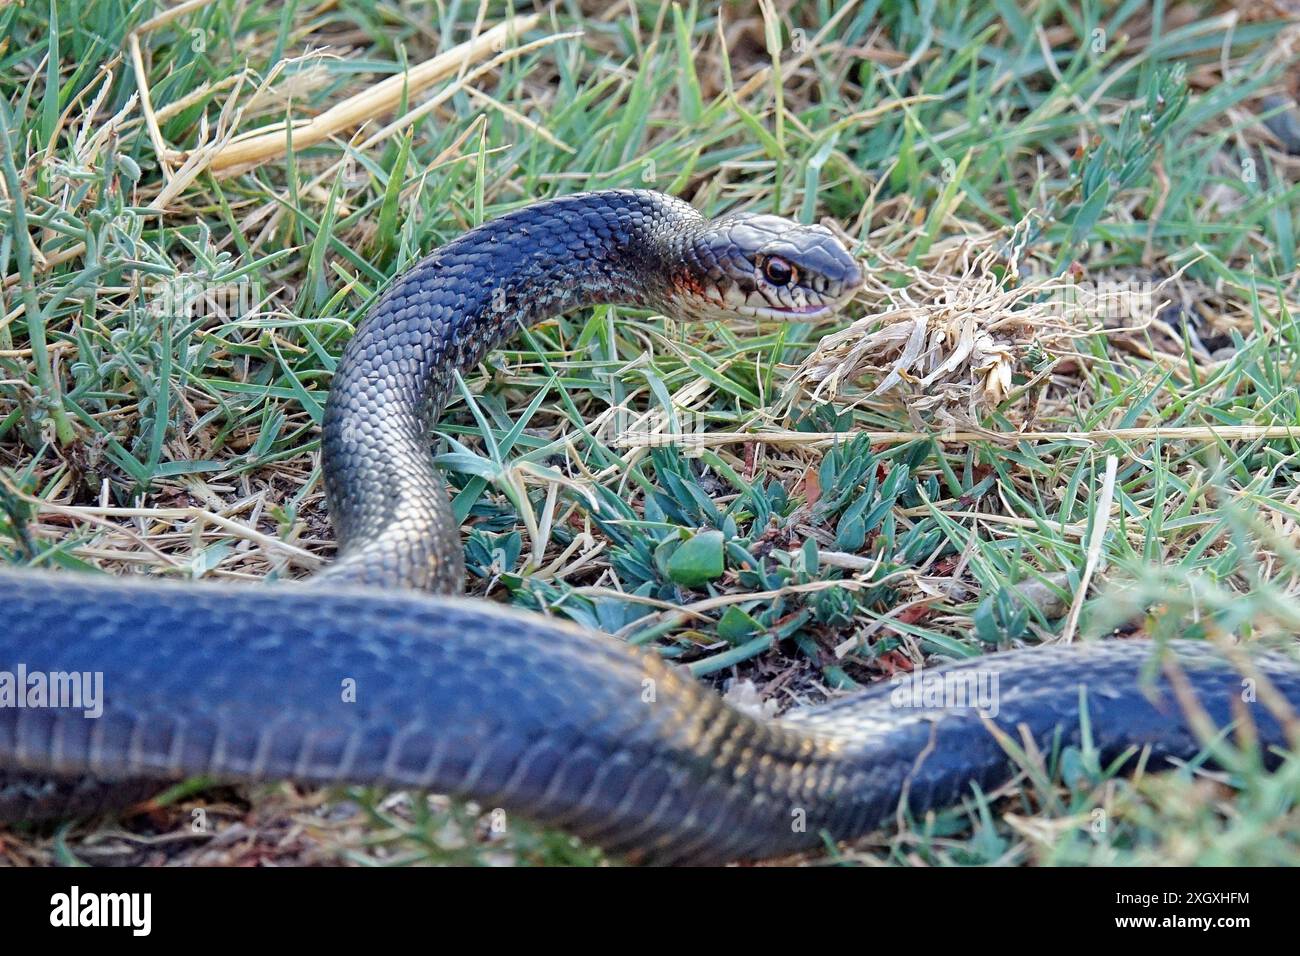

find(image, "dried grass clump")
[788,218,1166,427]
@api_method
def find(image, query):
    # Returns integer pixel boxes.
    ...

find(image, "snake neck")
[319,190,704,593]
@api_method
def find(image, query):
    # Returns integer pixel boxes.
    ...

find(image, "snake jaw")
[667,274,859,323]
[737,285,859,321]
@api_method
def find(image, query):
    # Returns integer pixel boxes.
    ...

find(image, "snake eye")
[762,256,796,287]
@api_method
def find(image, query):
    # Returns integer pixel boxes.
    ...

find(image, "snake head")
[668,212,863,322]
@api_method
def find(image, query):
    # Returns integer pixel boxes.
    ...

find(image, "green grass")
[1,0,1299,866]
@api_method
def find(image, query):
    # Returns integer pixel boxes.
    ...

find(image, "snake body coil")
[1,190,1297,864]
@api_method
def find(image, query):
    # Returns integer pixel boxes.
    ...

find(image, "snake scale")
[1,190,1298,865]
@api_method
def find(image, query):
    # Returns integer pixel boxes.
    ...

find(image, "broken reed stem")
[2,12,548,300]
[207,12,540,173]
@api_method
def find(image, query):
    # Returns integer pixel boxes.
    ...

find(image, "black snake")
[1,190,1297,864]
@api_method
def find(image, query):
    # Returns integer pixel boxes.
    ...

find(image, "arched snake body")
[1,190,1297,864]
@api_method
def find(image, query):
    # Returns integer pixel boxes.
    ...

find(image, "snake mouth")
[753,302,834,317]
[740,291,856,321]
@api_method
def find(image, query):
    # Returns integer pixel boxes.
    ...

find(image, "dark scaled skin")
[0,190,1297,864]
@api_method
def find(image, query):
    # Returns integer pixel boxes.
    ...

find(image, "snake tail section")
[2,571,1297,864]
